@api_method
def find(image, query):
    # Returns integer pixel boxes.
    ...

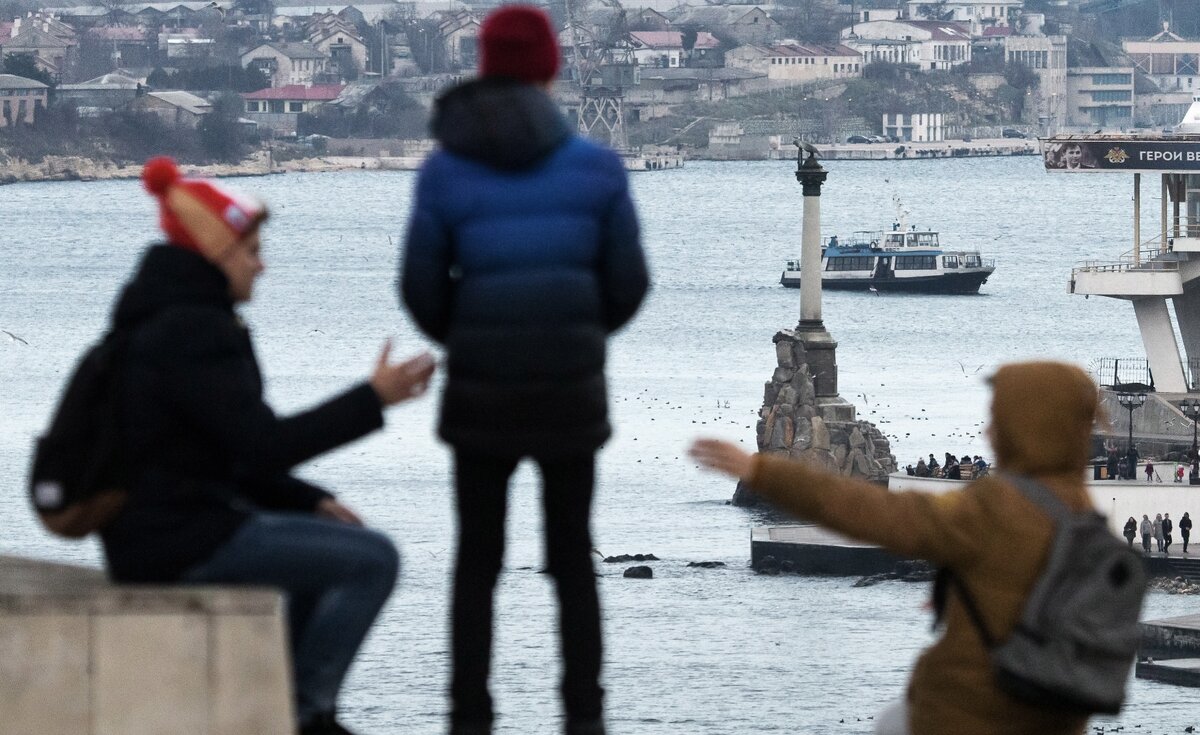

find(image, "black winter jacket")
[101,245,384,582]
[402,79,648,457]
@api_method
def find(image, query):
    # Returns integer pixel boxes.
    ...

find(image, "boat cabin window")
[785,259,801,271]
[885,234,905,247]
[825,256,875,271]
[914,233,938,247]
[964,255,981,267]
[942,255,959,269]
[895,255,937,270]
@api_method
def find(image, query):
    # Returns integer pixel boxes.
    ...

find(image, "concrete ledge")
[0,555,294,735]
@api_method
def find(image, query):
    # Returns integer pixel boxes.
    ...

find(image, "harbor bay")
[2,157,1198,733]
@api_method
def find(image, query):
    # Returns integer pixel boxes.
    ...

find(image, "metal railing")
[1072,234,1182,277]
[1094,357,1200,391]
[1094,357,1153,390]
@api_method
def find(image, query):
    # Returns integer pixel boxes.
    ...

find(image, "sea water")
[2,157,1196,733]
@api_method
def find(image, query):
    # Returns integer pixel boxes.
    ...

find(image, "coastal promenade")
[753,473,1200,575]
[758,137,1038,162]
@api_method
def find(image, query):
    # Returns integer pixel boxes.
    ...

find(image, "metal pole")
[1162,174,1169,253]
[1127,404,1135,459]
[1134,173,1142,266]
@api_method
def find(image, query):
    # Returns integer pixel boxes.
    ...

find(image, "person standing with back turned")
[400,7,649,734]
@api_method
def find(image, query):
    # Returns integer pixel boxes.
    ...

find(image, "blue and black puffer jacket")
[401,77,648,457]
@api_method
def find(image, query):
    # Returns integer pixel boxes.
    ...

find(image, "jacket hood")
[113,245,232,329]
[989,361,1099,475]
[432,77,570,170]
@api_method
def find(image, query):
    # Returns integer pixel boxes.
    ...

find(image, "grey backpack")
[939,473,1147,715]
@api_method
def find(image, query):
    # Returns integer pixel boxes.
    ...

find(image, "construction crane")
[562,0,637,150]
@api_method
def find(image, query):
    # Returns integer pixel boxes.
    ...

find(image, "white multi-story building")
[1123,24,1200,93]
[905,0,1023,37]
[725,42,863,84]
[840,20,971,70]
[1066,67,1135,129]
[882,112,944,141]
[1005,34,1067,129]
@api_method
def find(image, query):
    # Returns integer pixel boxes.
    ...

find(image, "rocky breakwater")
[733,329,897,506]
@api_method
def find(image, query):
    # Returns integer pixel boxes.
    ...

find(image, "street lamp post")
[1181,399,1200,482]
[1117,392,1147,479]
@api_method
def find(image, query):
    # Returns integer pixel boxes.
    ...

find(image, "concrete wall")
[0,556,293,735]
[889,473,1200,537]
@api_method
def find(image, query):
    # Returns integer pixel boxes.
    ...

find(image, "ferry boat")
[780,224,995,294]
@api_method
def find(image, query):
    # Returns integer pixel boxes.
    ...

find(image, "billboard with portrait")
[1042,137,1200,173]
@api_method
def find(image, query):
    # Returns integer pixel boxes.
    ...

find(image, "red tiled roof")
[981,25,1013,37]
[242,84,344,101]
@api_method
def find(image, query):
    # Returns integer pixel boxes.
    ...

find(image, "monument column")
[796,148,828,329]
[733,144,897,507]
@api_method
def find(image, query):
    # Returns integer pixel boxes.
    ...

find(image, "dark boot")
[300,712,358,735]
[566,721,606,735]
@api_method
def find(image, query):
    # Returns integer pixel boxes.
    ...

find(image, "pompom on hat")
[142,156,268,259]
[479,5,560,84]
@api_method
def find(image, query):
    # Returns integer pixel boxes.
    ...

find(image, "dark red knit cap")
[480,5,560,83]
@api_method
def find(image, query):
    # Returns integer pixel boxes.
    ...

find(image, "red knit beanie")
[141,156,268,260]
[480,5,560,83]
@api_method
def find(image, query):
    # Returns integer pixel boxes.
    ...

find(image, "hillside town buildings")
[0,0,1187,144]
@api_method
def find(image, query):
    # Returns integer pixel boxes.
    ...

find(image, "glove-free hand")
[370,340,436,406]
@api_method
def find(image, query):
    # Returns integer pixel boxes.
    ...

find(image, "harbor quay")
[752,474,1200,576]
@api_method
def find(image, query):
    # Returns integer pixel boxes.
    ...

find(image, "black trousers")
[1183,530,1191,551]
[450,450,603,727]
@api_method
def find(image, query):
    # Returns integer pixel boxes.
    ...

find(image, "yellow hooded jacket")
[747,362,1098,735]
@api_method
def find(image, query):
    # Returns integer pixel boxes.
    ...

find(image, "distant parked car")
[846,135,871,144]
[1002,127,1027,138]
[868,134,888,143]
[886,134,901,143]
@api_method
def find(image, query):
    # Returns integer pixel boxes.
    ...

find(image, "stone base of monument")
[0,555,293,735]
[732,328,897,507]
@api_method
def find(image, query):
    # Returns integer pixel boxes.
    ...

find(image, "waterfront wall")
[0,556,293,735]
[889,474,1200,537]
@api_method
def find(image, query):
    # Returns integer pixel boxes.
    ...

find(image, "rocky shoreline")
[0,150,366,186]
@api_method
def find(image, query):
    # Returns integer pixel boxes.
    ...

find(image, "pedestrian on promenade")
[103,158,436,735]
[915,459,929,477]
[1107,449,1119,480]
[1141,514,1153,554]
[1180,512,1192,553]
[690,361,1102,735]
[1176,464,1186,483]
[928,454,940,476]
[1154,513,1165,552]
[1163,513,1173,554]
[1145,460,1155,483]
[400,7,648,733]
[1118,456,1129,480]
[1123,517,1137,548]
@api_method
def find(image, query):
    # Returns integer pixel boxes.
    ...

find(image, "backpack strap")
[934,569,998,648]
[935,473,1074,649]
[996,471,1073,524]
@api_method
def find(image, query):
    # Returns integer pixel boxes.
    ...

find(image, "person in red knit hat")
[403,5,647,735]
[102,157,436,735]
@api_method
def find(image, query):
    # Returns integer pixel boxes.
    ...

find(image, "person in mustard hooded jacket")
[690,361,1098,735]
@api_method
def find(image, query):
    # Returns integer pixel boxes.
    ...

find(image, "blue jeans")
[182,513,399,723]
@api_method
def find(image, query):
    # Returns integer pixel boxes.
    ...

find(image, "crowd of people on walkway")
[904,453,990,480]
[1124,512,1194,555]
[1104,446,1200,482]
